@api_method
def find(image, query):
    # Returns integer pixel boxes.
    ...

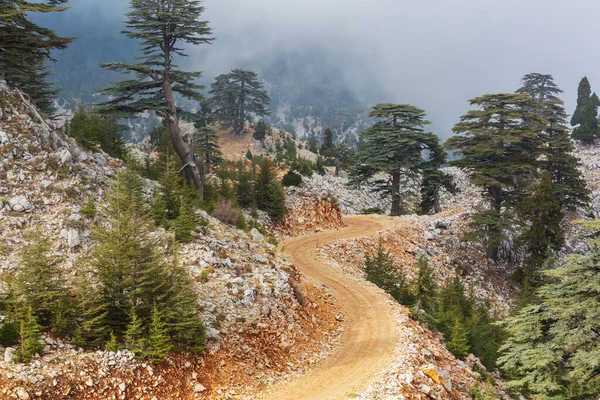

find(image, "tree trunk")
[235,79,246,136]
[334,157,341,176]
[433,185,442,214]
[391,171,401,217]
[162,70,204,198]
[487,186,502,261]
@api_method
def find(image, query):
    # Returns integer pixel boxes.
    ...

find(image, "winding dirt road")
[261,215,399,400]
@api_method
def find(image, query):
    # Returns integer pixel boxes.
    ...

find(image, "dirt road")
[261,215,399,400]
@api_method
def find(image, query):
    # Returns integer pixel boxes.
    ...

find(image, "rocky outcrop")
[277,197,345,237]
[286,172,391,215]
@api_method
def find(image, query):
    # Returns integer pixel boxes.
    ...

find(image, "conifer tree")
[125,309,146,357]
[68,105,126,159]
[516,73,563,104]
[194,125,223,172]
[173,196,198,243]
[412,256,437,323]
[254,158,277,210]
[445,94,544,260]
[0,1,73,113]
[10,232,70,335]
[147,304,172,363]
[570,77,600,143]
[468,300,504,369]
[572,99,600,143]
[18,306,43,363]
[98,0,213,197]
[498,220,600,398]
[80,171,205,352]
[538,99,589,209]
[209,69,271,136]
[516,74,589,209]
[517,171,564,285]
[571,76,593,126]
[420,140,456,214]
[236,163,255,208]
[320,128,335,156]
[105,331,120,352]
[308,130,319,153]
[265,182,286,221]
[447,317,470,359]
[364,239,412,304]
[153,155,185,224]
[354,104,440,216]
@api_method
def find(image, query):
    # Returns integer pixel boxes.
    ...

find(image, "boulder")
[8,196,32,212]
[193,383,206,393]
[249,228,264,242]
[0,130,10,145]
[423,365,452,392]
[4,347,15,363]
[57,149,72,166]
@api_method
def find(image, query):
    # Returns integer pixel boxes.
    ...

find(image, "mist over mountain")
[41,0,600,140]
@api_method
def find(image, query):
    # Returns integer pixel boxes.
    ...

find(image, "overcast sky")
[66,0,600,138]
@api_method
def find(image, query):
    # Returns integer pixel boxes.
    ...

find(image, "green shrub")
[235,213,247,230]
[0,320,19,347]
[80,198,97,219]
[282,170,302,187]
[361,207,383,215]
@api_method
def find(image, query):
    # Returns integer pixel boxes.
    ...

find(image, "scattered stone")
[249,228,264,242]
[193,383,206,393]
[5,347,15,363]
[8,196,32,212]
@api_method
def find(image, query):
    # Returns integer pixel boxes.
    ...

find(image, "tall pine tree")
[571,76,593,126]
[353,104,440,216]
[420,140,456,215]
[445,93,544,260]
[516,73,563,104]
[194,125,223,172]
[98,0,213,197]
[209,69,270,136]
[517,172,564,286]
[516,73,589,210]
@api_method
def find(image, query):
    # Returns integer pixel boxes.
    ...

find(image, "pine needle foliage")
[147,304,173,363]
[209,69,271,136]
[9,232,71,336]
[353,104,442,216]
[79,170,205,355]
[364,239,413,305]
[0,0,73,113]
[516,171,564,286]
[17,306,44,363]
[498,220,600,398]
[194,125,223,172]
[445,93,544,260]
[67,105,126,159]
[97,0,214,196]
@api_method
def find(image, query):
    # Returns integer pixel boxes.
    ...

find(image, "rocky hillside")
[0,82,345,399]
